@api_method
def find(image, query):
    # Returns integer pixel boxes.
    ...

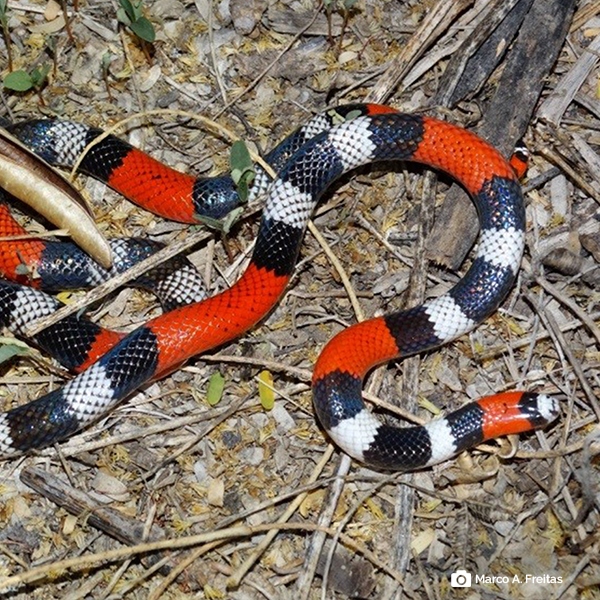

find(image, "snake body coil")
[0,105,558,468]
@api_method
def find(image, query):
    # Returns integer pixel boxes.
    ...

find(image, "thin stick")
[0,520,405,591]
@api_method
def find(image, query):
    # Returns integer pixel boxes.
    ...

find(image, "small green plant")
[191,139,254,236]
[3,65,50,104]
[230,140,255,204]
[117,0,155,44]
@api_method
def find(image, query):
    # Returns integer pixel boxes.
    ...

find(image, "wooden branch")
[426,0,577,269]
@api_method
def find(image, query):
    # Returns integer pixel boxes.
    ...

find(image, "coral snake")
[0,103,558,469]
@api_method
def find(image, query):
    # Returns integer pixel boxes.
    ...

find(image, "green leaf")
[342,109,362,121]
[117,0,154,42]
[219,206,245,235]
[30,64,50,88]
[15,263,32,276]
[206,372,225,406]
[116,7,132,26]
[118,0,136,21]
[234,174,252,203]
[0,337,30,365]
[129,0,144,20]
[130,16,156,43]
[101,51,113,72]
[4,70,33,92]
[230,140,255,203]
[257,370,275,410]
[230,140,254,179]
[192,206,244,234]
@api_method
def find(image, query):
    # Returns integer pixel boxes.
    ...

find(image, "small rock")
[91,470,129,502]
[194,460,209,483]
[207,477,224,507]
[242,446,264,466]
[230,0,266,35]
[152,0,185,19]
[494,520,514,536]
[550,174,569,216]
[221,429,242,448]
[271,403,295,432]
